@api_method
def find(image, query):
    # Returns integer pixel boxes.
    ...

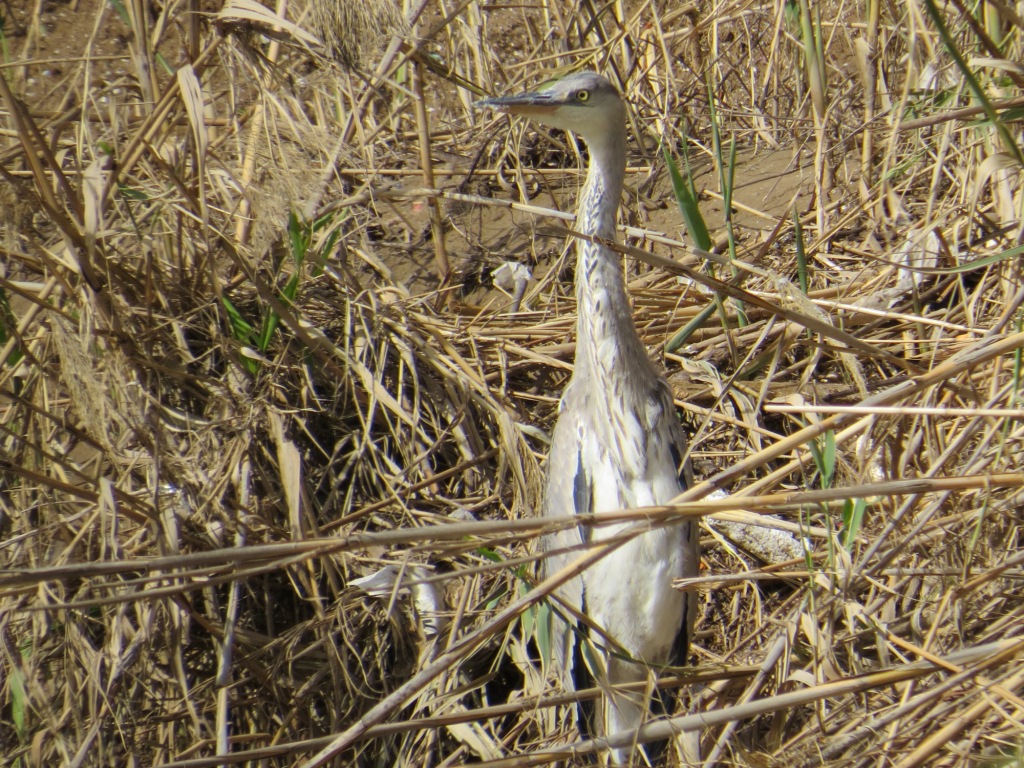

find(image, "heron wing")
[540,386,590,693]
[658,383,699,668]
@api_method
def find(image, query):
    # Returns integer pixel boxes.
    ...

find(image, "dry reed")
[1,0,1024,765]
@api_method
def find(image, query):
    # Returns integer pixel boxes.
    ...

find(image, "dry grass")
[2,0,1024,765]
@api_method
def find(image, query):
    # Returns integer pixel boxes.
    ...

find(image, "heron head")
[476,72,626,146]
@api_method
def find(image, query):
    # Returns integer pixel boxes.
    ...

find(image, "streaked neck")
[572,129,647,377]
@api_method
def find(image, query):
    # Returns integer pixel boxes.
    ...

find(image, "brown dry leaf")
[217,0,320,46]
[269,410,303,539]
[177,64,209,225]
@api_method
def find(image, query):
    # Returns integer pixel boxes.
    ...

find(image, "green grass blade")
[842,498,867,551]
[665,300,717,353]
[222,297,255,343]
[663,146,712,252]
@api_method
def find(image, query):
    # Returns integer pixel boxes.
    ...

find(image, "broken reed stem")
[412,57,451,295]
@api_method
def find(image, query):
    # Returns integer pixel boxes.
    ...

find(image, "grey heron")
[478,72,699,764]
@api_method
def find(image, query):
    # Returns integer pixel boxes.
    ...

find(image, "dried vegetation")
[1,0,1024,765]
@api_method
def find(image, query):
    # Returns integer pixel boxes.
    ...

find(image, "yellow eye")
[576,89,590,102]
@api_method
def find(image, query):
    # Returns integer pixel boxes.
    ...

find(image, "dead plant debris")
[2,0,1024,766]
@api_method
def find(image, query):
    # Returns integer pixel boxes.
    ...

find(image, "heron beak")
[474,92,560,117]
